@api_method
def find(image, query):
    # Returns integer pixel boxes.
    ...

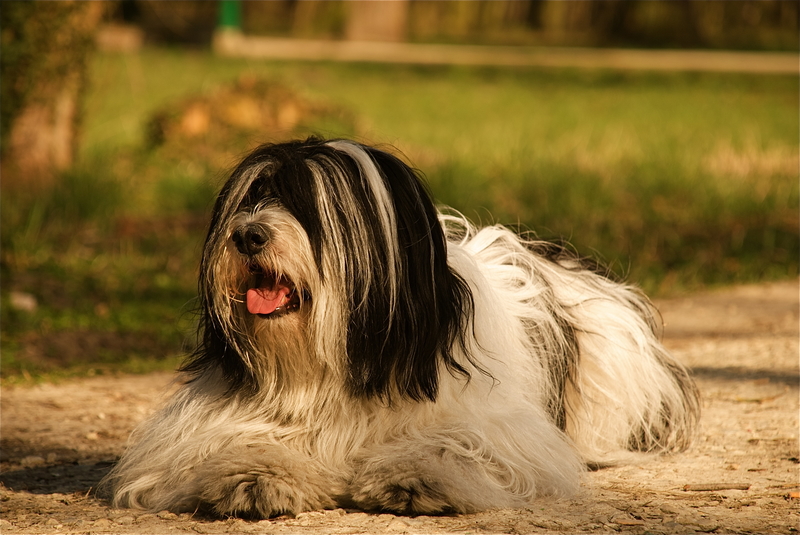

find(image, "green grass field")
[2,48,797,382]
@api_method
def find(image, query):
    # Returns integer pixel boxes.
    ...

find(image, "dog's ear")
[341,145,476,403]
[179,152,267,391]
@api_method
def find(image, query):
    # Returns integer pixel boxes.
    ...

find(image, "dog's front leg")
[190,444,335,518]
[347,440,522,515]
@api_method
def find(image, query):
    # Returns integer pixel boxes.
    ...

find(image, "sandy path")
[1,279,798,534]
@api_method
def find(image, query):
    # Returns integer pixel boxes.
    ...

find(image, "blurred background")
[2,0,798,383]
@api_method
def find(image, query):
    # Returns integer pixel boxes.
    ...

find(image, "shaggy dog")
[103,138,699,517]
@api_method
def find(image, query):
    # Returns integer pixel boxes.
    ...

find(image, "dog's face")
[184,139,475,403]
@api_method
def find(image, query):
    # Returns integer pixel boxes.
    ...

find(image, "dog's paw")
[194,450,333,518]
[348,461,459,515]
[201,468,332,518]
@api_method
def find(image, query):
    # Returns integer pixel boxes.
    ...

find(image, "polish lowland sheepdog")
[103,138,699,517]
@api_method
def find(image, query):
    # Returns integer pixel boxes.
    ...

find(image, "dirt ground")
[1,279,798,534]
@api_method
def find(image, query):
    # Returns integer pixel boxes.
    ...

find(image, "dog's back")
[444,216,699,465]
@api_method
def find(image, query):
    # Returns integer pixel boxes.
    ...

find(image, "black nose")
[232,224,270,256]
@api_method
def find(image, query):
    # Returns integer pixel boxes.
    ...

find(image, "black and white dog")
[104,138,699,517]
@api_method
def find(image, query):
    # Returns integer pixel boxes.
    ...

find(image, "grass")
[2,47,797,382]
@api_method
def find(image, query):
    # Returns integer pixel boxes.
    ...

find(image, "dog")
[103,137,699,518]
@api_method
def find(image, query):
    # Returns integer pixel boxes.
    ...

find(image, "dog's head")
[184,138,475,402]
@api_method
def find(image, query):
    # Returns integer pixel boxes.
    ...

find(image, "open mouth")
[245,264,304,318]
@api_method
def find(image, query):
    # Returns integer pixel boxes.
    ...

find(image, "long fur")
[102,138,699,517]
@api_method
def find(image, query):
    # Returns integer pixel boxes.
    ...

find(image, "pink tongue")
[246,286,291,315]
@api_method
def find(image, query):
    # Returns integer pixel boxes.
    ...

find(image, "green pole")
[219,0,242,30]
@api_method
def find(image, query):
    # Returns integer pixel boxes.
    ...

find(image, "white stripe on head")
[324,140,400,313]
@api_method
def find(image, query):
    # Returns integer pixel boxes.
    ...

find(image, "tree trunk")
[1,1,104,191]
[345,0,409,42]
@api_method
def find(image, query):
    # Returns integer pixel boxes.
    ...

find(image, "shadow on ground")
[0,462,113,495]
[690,365,799,387]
